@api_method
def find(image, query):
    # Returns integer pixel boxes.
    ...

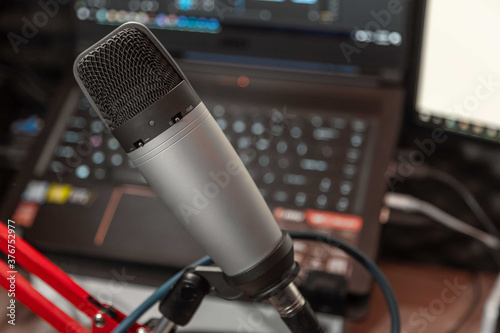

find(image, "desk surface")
[0,262,497,333]
[346,262,497,333]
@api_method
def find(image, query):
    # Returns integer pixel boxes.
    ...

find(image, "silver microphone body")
[73,22,284,279]
[127,101,282,276]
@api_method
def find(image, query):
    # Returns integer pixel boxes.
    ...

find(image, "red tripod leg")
[0,260,90,333]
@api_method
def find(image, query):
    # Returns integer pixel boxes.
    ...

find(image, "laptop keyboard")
[49,94,371,215]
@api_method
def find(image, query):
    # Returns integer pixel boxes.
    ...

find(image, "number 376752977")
[7,220,16,270]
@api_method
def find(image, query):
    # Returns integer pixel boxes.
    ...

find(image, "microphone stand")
[158,234,323,333]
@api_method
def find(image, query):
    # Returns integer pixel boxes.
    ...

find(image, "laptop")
[1,0,417,318]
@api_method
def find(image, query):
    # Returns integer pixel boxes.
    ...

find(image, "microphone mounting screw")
[93,313,106,328]
[148,120,155,126]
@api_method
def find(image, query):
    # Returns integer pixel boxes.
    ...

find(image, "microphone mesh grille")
[75,27,182,129]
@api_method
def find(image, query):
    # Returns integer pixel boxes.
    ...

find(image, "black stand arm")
[158,233,323,333]
[158,266,244,329]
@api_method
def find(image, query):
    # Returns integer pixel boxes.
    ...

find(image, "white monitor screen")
[416,0,500,140]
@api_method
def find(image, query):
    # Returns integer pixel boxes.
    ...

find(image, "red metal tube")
[0,259,90,333]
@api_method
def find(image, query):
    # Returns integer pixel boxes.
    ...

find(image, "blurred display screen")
[74,0,412,75]
[76,0,345,33]
[416,0,500,141]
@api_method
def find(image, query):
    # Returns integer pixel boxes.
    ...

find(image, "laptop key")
[251,122,265,136]
[319,177,332,193]
[290,127,303,139]
[273,191,289,203]
[278,157,289,169]
[316,195,328,209]
[271,124,285,136]
[342,164,357,178]
[276,140,288,154]
[110,154,123,167]
[331,117,346,129]
[283,174,307,186]
[232,120,246,133]
[336,198,350,212]
[351,119,367,132]
[94,167,107,180]
[296,142,308,156]
[295,192,307,207]
[313,128,339,141]
[255,138,270,151]
[321,146,334,158]
[300,159,328,172]
[216,118,228,131]
[340,181,353,196]
[263,172,276,185]
[258,155,270,167]
[346,148,361,163]
[237,136,251,150]
[310,115,323,127]
[213,105,225,117]
[350,133,364,147]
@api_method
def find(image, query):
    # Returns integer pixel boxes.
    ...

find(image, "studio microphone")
[74,22,322,332]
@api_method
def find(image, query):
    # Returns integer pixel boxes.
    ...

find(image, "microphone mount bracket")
[158,265,245,327]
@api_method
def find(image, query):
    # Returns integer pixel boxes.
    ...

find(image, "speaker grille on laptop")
[75,28,182,130]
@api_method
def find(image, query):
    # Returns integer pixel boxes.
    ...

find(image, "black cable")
[386,216,500,270]
[411,166,500,237]
[287,230,400,333]
[447,273,482,333]
[384,193,500,250]
[385,192,500,269]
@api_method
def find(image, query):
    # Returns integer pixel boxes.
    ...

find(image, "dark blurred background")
[0,0,73,192]
[1,0,500,331]
[1,0,499,273]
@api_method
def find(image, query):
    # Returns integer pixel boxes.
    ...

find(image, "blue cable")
[112,256,213,333]
[287,230,401,333]
[114,232,400,333]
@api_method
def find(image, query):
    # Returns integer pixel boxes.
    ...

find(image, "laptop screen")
[414,0,500,143]
[74,0,414,78]
[2,1,412,316]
